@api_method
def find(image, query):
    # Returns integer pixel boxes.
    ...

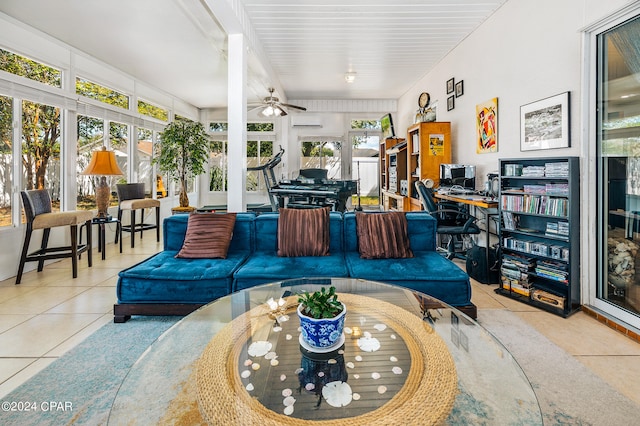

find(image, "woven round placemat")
[196,293,457,426]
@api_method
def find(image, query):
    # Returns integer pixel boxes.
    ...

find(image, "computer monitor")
[440,164,476,189]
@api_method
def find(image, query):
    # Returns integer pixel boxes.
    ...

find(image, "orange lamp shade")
[81,146,124,176]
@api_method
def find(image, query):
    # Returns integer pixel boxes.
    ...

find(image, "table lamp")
[81,146,124,219]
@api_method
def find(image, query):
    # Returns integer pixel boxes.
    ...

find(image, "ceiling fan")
[248,88,306,117]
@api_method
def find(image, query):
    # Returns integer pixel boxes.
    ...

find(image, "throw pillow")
[356,212,413,259]
[176,213,236,259]
[277,207,330,257]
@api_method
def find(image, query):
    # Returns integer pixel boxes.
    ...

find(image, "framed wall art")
[520,92,570,151]
[476,97,498,153]
[455,80,464,97]
[446,78,455,94]
[447,95,455,111]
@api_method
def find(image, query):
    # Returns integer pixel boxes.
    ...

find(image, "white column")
[227,33,247,212]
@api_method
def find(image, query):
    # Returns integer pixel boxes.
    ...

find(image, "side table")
[81,217,122,260]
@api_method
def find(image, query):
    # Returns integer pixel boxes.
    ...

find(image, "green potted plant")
[153,120,209,209]
[297,286,346,350]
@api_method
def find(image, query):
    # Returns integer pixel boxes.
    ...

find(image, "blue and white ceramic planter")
[297,303,346,350]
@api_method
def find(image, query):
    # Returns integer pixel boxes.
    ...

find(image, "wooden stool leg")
[130,209,136,248]
[115,208,122,244]
[86,219,92,267]
[156,206,160,242]
[140,208,145,240]
[70,224,78,278]
[16,224,33,285]
[38,228,51,272]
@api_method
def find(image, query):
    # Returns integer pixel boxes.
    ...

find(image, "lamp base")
[95,177,111,218]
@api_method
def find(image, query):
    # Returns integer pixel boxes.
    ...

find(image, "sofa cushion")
[277,207,330,257]
[176,213,236,259]
[355,211,413,259]
[344,212,437,252]
[233,252,349,291]
[344,251,472,307]
[164,212,255,253]
[117,250,250,303]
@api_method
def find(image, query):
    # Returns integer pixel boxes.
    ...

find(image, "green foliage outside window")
[138,100,168,121]
[76,78,129,109]
[0,48,61,88]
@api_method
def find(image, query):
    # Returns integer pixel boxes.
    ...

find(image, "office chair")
[414,180,480,260]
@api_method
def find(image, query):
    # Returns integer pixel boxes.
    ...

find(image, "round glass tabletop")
[108,278,542,425]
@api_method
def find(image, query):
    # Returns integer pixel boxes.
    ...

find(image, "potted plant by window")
[153,119,209,210]
[297,286,346,351]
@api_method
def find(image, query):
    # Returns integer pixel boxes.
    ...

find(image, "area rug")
[479,309,640,425]
[2,310,639,425]
[0,316,179,426]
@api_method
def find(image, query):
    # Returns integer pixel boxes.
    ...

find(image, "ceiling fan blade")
[280,103,306,111]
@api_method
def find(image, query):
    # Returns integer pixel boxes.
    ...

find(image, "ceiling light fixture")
[345,72,357,83]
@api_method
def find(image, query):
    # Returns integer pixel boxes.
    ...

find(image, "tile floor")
[0,235,639,408]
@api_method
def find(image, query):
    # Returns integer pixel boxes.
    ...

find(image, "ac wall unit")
[291,115,322,127]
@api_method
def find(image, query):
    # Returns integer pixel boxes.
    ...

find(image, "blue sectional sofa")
[114,211,476,322]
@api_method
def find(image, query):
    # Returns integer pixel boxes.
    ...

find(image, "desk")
[107,278,541,425]
[435,193,499,281]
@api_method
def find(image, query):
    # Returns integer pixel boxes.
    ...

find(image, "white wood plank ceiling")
[0,0,507,108]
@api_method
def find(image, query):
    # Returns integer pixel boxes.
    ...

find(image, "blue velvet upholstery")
[233,212,348,291]
[343,212,471,307]
[117,212,254,304]
[116,210,473,315]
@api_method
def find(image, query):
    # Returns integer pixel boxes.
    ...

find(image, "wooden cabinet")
[380,137,409,211]
[379,123,452,211]
[406,122,452,211]
[496,157,580,317]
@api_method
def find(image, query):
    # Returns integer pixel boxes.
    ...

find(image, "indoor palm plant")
[153,120,209,208]
[297,286,346,350]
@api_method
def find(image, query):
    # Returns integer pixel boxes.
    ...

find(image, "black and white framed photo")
[447,95,455,111]
[520,92,570,151]
[455,80,464,97]
[446,78,455,94]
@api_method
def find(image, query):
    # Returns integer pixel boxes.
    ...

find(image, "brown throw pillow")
[277,207,330,257]
[356,212,413,259]
[176,213,236,259]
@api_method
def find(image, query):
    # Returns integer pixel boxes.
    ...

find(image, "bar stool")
[16,189,93,284]
[115,183,160,248]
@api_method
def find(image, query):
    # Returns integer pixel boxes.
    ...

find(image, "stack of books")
[545,162,569,177]
[535,259,569,283]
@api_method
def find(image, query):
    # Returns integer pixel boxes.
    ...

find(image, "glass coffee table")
[107,278,542,425]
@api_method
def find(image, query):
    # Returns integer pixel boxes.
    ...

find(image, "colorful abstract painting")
[476,98,498,153]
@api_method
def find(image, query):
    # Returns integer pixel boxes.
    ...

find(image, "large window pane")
[77,115,104,211]
[22,100,61,210]
[137,127,155,198]
[209,140,227,191]
[0,95,12,227]
[597,15,640,318]
[301,140,341,179]
[138,100,168,122]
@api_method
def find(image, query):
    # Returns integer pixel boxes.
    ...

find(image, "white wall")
[397,0,632,184]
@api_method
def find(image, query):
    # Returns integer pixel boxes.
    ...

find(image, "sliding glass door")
[596,13,640,325]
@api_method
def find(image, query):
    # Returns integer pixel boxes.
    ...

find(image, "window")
[301,140,341,179]
[77,115,105,211]
[138,100,168,122]
[137,127,156,198]
[247,140,273,191]
[0,48,61,88]
[208,122,275,192]
[22,100,61,210]
[209,140,227,191]
[0,95,12,227]
[596,14,640,321]
[76,77,129,109]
